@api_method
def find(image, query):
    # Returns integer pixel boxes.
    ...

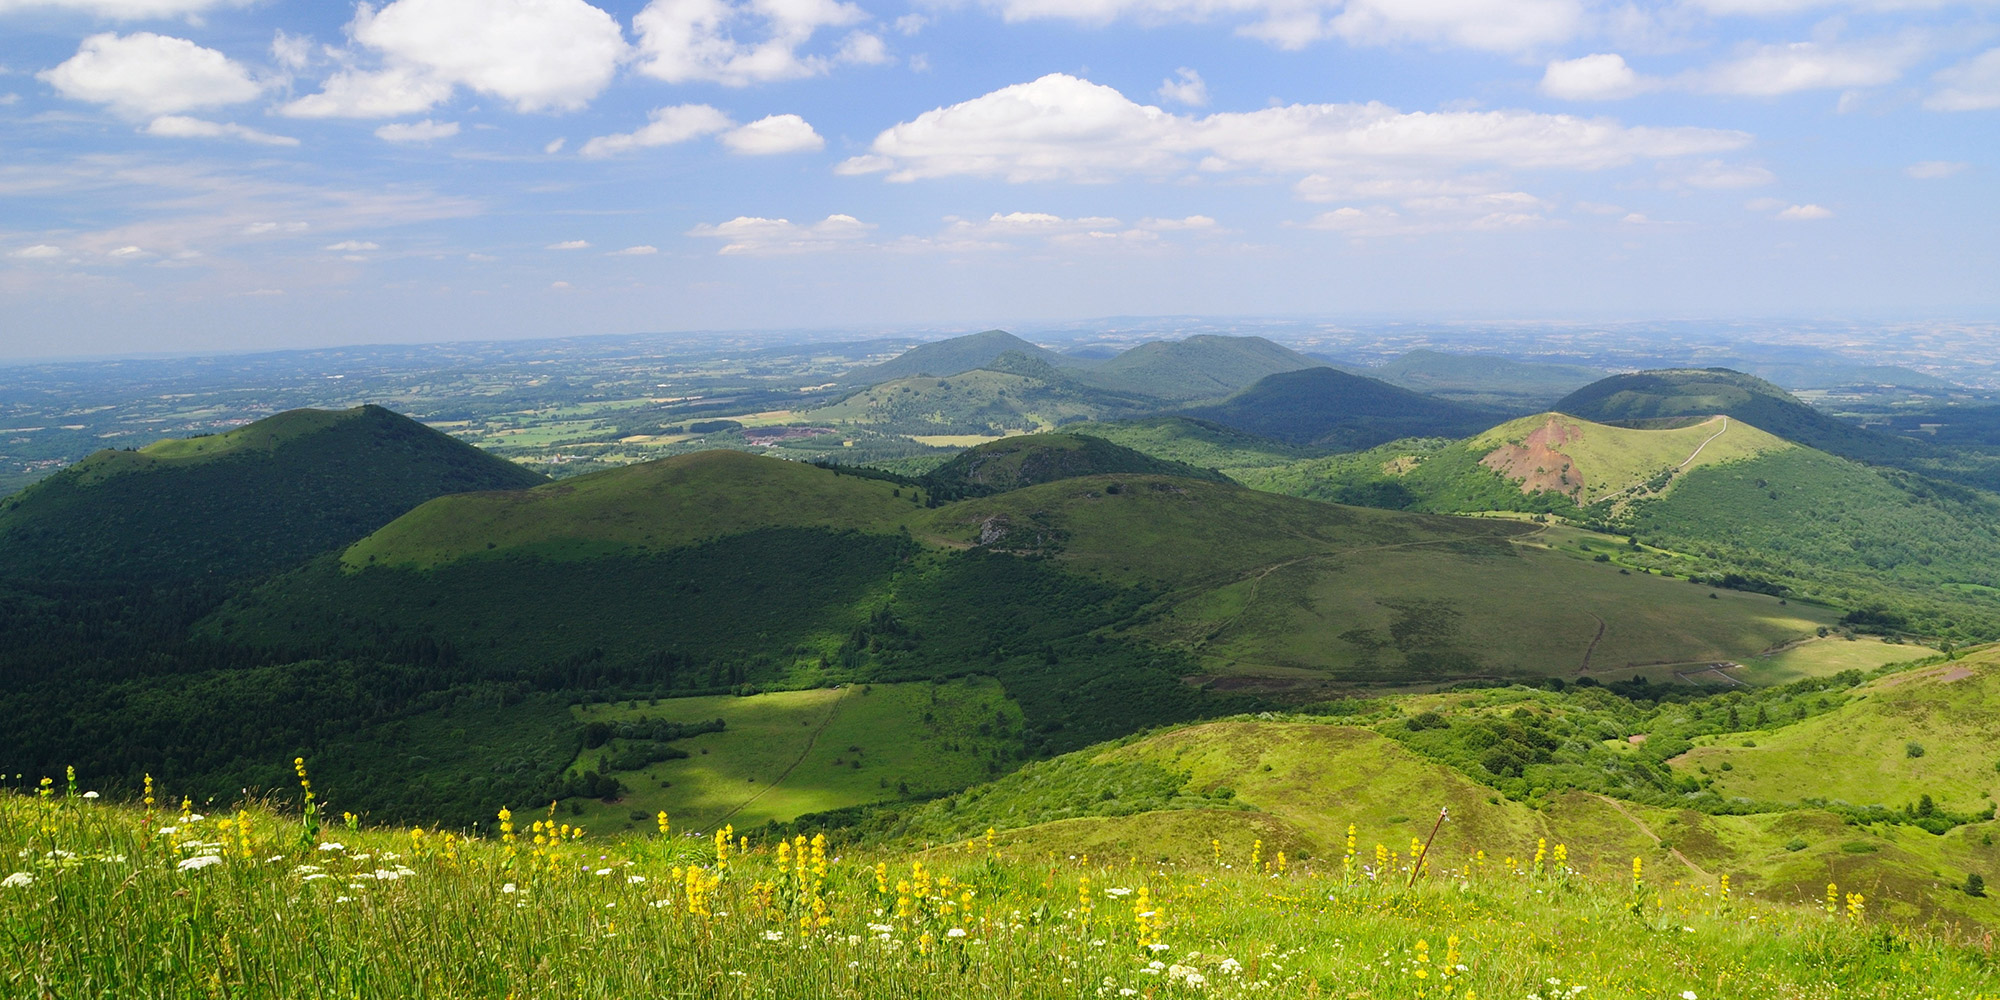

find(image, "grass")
[9,778,2000,999]
[1672,651,2000,815]
[564,679,1025,835]
[343,450,914,569]
[1467,412,1793,504]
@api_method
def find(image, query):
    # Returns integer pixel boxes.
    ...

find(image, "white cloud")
[40,32,263,117]
[1673,158,1775,188]
[1295,173,1507,202]
[1694,39,1922,97]
[143,115,299,146]
[285,0,626,118]
[1905,160,1968,179]
[546,239,591,249]
[721,114,824,155]
[1540,53,1650,100]
[550,280,572,289]
[1926,48,2000,111]
[0,94,16,106]
[1301,198,1551,237]
[1136,214,1217,230]
[240,221,309,235]
[894,13,927,34]
[375,119,460,142]
[10,244,64,259]
[609,244,658,255]
[965,0,1584,53]
[1776,203,1833,220]
[632,0,870,86]
[949,212,1123,238]
[1158,67,1208,107]
[106,245,148,257]
[0,0,251,17]
[580,104,733,157]
[842,74,1752,184]
[837,31,891,65]
[271,30,314,72]
[326,240,380,251]
[686,214,873,255]
[544,137,567,154]
[280,66,455,119]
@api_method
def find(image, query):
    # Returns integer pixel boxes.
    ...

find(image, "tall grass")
[3,781,1995,999]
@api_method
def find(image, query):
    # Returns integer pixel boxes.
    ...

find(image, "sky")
[0,0,1995,359]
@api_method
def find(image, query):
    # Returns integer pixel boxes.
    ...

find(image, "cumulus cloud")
[40,32,263,117]
[375,119,460,142]
[579,104,733,157]
[1905,160,1968,179]
[609,245,658,255]
[632,0,875,86]
[839,74,1751,184]
[1540,53,1650,100]
[1776,203,1832,220]
[1136,215,1217,230]
[143,115,299,145]
[546,239,591,249]
[0,0,252,17]
[1301,195,1551,237]
[963,0,1583,53]
[685,214,873,254]
[1157,67,1208,107]
[1694,39,1922,97]
[325,240,380,251]
[284,0,626,118]
[720,114,825,154]
[9,244,65,259]
[1926,48,2000,111]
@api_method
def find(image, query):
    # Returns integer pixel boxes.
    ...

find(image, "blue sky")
[0,0,1995,358]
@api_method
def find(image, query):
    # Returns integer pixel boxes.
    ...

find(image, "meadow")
[6,770,1995,999]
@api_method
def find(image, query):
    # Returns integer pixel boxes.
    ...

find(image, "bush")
[1907,741,1927,758]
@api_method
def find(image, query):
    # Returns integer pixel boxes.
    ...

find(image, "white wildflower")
[1,872,32,889]
[946,928,967,938]
[177,855,223,872]
[1219,958,1242,975]
[501,883,517,894]
[82,791,99,799]
[317,842,345,852]
[626,875,646,884]
[763,930,785,941]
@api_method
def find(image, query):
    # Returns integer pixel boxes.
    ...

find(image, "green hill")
[1074,335,1327,401]
[837,330,1078,387]
[1369,349,1606,409]
[1061,417,1310,473]
[807,365,1153,437]
[1179,367,1507,450]
[920,432,1230,497]
[1672,650,2000,816]
[1242,411,2000,638]
[1557,368,1925,467]
[0,405,544,585]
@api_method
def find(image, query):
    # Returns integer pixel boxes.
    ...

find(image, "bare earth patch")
[1480,416,1585,500]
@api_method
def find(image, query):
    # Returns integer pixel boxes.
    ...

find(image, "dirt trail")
[1594,416,1732,507]
[1577,613,1607,674]
[1590,793,1714,882]
[710,691,847,828]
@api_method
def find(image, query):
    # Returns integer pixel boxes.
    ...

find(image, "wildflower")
[946,928,968,938]
[318,842,345,852]
[1681,992,1698,1000]
[1847,892,1865,921]
[1827,882,1839,914]
[627,875,646,884]
[82,791,99,800]
[656,811,670,838]
[1631,856,1643,887]
[1,873,32,889]
[1720,874,1731,901]
[762,930,785,942]
[501,883,517,894]
[177,855,223,872]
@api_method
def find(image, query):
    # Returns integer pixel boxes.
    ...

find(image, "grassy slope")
[915,476,1832,684]
[836,329,1074,386]
[1180,368,1505,450]
[0,405,545,584]
[1557,368,1926,466]
[344,449,914,568]
[1466,412,1793,502]
[807,369,1122,435]
[1064,417,1310,472]
[1674,651,2000,814]
[15,791,2000,999]
[1074,335,1326,401]
[1370,349,1606,408]
[922,432,1231,494]
[566,677,1024,834]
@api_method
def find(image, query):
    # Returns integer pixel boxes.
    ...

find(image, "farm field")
[566,678,1025,835]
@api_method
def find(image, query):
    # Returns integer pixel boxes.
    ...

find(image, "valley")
[10,327,2000,965]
